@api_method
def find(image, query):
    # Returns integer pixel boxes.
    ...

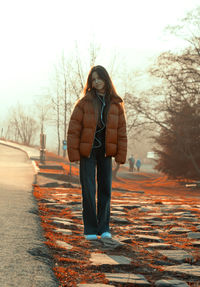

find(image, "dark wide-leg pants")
[80,148,112,235]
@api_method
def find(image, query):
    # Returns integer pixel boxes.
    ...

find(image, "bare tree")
[50,53,71,156]
[127,6,200,179]
[74,41,85,91]
[52,67,62,155]
[89,37,100,67]
[60,53,68,157]
[50,40,102,156]
[5,104,38,146]
[34,91,52,134]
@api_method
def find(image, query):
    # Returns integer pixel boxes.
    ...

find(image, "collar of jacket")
[81,91,123,104]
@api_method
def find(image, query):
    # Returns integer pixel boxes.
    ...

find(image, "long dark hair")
[83,65,118,98]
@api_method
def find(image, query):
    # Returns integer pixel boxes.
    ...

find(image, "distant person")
[136,159,141,171]
[128,154,135,172]
[67,65,127,240]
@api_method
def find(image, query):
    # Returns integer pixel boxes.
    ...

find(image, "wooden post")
[40,134,46,164]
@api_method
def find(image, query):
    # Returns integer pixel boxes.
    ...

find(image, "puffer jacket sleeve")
[115,103,127,164]
[67,101,83,162]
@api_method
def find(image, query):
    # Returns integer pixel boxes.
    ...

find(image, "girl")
[67,65,127,240]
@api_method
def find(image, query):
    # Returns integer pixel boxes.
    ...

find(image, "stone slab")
[169,227,191,234]
[157,250,193,262]
[100,238,124,249]
[70,206,82,211]
[78,284,115,287]
[52,219,74,227]
[148,213,164,217]
[105,273,150,285]
[111,206,124,211]
[139,207,152,212]
[188,232,200,239]
[150,221,174,226]
[191,240,200,247]
[192,222,200,226]
[174,212,192,216]
[52,193,67,197]
[53,228,72,235]
[132,190,145,194]
[164,263,200,277]
[70,210,82,215]
[178,217,197,222]
[73,215,83,219]
[66,201,82,205]
[111,216,129,224]
[111,211,126,215]
[148,243,171,249]
[136,230,159,235]
[134,225,151,230]
[40,198,56,203]
[46,203,68,209]
[155,279,189,286]
[114,236,133,243]
[124,204,141,209]
[51,217,73,222]
[55,240,72,250]
[142,216,163,222]
[90,253,131,265]
[134,234,163,242]
[121,203,142,209]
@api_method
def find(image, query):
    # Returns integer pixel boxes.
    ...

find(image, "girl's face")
[92,71,105,93]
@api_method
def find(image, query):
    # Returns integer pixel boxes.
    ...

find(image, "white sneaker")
[101,232,112,239]
[85,234,98,240]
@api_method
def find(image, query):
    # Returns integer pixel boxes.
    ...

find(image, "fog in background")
[0,0,199,157]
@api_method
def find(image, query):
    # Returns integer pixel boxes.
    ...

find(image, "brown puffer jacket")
[67,91,127,164]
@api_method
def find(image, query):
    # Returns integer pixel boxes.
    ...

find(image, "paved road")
[0,144,58,287]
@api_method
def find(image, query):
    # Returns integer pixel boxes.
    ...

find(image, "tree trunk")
[63,77,67,157]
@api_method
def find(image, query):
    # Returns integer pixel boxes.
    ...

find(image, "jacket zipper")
[105,103,111,157]
[88,128,96,158]
[88,117,98,158]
